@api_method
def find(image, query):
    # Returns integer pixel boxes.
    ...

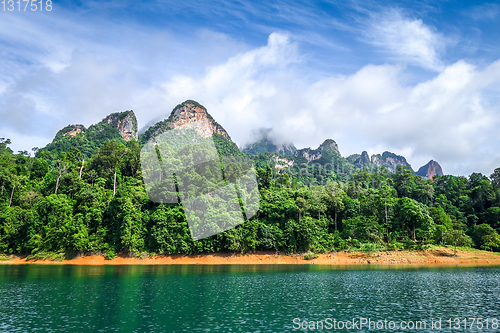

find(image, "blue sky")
[1,0,500,176]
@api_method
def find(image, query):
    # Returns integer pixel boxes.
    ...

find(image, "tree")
[85,169,98,186]
[393,165,416,198]
[490,167,500,188]
[472,224,500,251]
[31,158,49,179]
[378,183,395,237]
[326,181,345,230]
[0,138,13,155]
[468,173,494,213]
[91,141,127,196]
[69,147,85,179]
[295,197,307,223]
[443,230,472,256]
[256,166,273,189]
[393,197,435,241]
[414,182,435,205]
[310,186,327,220]
[8,175,18,208]
[54,160,69,194]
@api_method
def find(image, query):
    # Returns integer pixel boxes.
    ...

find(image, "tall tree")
[326,181,345,230]
[490,167,500,188]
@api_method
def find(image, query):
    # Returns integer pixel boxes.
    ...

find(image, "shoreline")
[2,248,500,266]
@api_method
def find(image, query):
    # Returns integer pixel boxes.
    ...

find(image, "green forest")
[1,129,500,260]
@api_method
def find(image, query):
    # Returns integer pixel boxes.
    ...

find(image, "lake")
[0,265,499,332]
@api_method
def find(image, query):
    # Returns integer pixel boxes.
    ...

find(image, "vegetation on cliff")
[41,111,137,159]
[2,133,500,258]
[1,101,500,258]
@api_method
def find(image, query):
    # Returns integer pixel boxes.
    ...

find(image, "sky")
[1,0,500,176]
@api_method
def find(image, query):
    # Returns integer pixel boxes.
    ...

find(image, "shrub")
[105,249,117,260]
[303,252,319,260]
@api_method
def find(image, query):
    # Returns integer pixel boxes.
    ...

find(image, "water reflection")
[0,265,499,332]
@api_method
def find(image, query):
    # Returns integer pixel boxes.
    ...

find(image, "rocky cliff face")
[318,139,340,154]
[167,101,231,139]
[294,147,322,162]
[140,101,231,143]
[294,139,340,162]
[273,155,294,169]
[371,151,413,172]
[352,151,371,169]
[273,143,296,156]
[415,160,443,180]
[57,124,86,137]
[102,110,138,141]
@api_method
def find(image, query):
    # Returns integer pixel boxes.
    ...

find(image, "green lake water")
[0,265,499,332]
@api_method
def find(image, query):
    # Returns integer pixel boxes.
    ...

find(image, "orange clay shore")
[2,247,500,266]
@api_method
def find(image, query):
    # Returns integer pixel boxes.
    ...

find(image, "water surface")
[0,265,499,332]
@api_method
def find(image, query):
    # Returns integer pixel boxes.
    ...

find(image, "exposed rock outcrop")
[415,160,443,180]
[353,151,371,169]
[294,139,340,162]
[57,124,86,137]
[318,139,340,154]
[140,100,231,144]
[273,155,294,169]
[167,101,231,139]
[294,147,322,162]
[102,110,138,141]
[371,151,413,172]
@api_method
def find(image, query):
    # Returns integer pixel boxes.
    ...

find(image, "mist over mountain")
[242,128,296,156]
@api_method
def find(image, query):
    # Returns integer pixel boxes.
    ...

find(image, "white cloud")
[0,10,248,145]
[364,9,447,71]
[152,35,500,176]
[2,8,500,177]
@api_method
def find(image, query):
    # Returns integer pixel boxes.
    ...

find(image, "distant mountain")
[139,100,231,144]
[371,151,413,172]
[294,139,341,162]
[346,151,371,169]
[139,100,242,157]
[294,147,322,162]
[345,151,413,173]
[102,111,138,141]
[39,100,443,179]
[415,160,443,180]
[241,129,296,156]
[41,110,138,158]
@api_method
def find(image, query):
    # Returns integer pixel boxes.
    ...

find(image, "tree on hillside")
[91,141,128,196]
[54,160,69,194]
[393,165,416,198]
[443,229,472,256]
[326,181,345,230]
[472,224,500,251]
[490,167,500,188]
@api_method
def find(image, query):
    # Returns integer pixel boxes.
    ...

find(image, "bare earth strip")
[1,248,500,266]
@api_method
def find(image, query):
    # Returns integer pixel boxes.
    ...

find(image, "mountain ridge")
[416,160,444,180]
[41,100,444,178]
[139,100,231,144]
[41,110,138,158]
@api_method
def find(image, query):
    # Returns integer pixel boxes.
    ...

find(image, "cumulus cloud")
[0,10,247,149]
[153,34,500,176]
[2,9,500,177]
